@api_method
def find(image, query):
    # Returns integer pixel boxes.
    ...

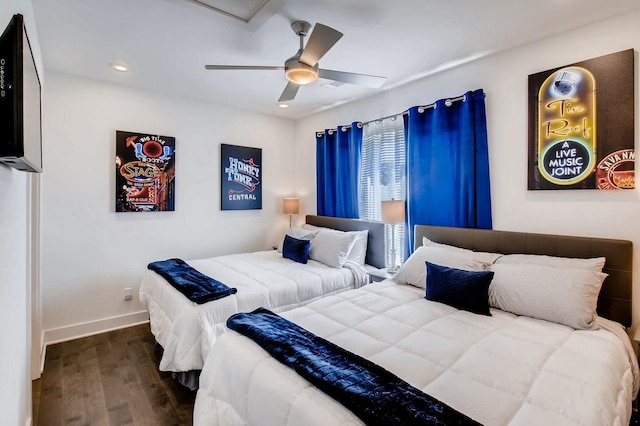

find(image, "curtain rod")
[316,94,467,136]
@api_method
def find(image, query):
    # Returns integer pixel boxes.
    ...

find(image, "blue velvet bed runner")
[147,258,237,304]
[227,308,482,426]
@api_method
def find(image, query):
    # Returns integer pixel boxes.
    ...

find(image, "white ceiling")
[30,0,640,120]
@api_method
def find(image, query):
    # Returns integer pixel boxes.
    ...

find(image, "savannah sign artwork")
[115,131,176,212]
[528,49,634,190]
[221,144,262,210]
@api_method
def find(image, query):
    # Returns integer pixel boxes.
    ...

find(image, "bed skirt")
[171,370,201,391]
[154,341,201,390]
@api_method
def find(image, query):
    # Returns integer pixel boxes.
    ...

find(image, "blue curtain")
[316,122,363,218]
[404,89,492,251]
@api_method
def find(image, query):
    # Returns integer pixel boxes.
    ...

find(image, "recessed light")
[278,103,288,108]
[110,63,128,72]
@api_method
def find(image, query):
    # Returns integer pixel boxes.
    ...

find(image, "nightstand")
[368,268,395,283]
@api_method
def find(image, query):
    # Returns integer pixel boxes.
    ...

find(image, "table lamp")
[381,199,405,273]
[283,197,299,227]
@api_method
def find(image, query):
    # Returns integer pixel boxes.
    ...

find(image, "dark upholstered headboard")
[306,215,385,269]
[414,225,633,327]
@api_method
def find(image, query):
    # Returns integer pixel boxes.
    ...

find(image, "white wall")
[0,165,31,426]
[0,2,41,425]
[294,11,640,328]
[40,73,296,342]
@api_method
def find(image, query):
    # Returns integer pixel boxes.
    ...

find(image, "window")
[359,117,406,266]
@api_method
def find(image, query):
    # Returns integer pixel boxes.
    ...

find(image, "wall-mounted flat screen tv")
[0,14,42,172]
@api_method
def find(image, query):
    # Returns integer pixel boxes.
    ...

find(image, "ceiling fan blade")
[205,65,284,71]
[299,23,343,66]
[318,69,386,89]
[278,81,300,102]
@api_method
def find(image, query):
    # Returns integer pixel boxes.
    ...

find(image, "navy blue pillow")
[425,262,494,316]
[282,235,311,264]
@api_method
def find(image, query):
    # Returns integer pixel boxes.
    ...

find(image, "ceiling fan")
[205,21,387,103]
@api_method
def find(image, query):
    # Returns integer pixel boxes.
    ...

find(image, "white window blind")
[359,117,406,267]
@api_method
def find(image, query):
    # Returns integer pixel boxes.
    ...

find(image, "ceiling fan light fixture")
[286,68,317,85]
[285,59,318,85]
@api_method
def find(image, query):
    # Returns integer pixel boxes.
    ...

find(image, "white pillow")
[422,236,502,265]
[346,230,368,265]
[494,253,606,272]
[303,224,369,265]
[393,245,490,289]
[489,263,607,330]
[277,226,317,253]
[308,229,358,268]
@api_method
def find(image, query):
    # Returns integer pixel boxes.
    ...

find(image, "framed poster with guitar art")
[115,131,176,212]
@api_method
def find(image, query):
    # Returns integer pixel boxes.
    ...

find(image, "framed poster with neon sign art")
[115,131,176,212]
[528,49,634,190]
[221,143,262,210]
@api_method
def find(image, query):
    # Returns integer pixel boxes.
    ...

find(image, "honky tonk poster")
[220,143,262,210]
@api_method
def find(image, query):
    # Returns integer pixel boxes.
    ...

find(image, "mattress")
[194,280,638,426]
[139,249,368,372]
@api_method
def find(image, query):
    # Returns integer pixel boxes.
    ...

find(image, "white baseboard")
[43,311,150,347]
[39,333,46,375]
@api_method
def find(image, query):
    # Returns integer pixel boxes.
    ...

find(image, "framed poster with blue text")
[528,49,634,190]
[221,144,262,210]
[115,131,176,212]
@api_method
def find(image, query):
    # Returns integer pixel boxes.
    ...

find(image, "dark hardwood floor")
[32,324,196,426]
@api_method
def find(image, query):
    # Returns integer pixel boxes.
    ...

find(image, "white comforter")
[139,250,368,372]
[194,280,638,426]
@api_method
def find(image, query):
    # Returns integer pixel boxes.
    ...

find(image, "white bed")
[193,226,637,425]
[139,215,386,376]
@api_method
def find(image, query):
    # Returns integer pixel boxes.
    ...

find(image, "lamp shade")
[283,197,300,215]
[381,199,405,224]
